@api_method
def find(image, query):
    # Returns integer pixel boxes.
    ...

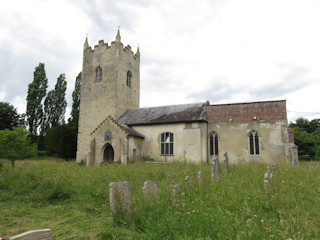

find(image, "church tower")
[76,30,140,163]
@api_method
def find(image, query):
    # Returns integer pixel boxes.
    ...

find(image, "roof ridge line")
[133,102,206,110]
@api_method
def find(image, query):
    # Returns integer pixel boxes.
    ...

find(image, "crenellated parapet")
[83,31,140,60]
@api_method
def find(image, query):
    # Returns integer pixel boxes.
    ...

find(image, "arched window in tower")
[249,130,260,155]
[126,71,132,87]
[94,66,102,83]
[209,132,219,156]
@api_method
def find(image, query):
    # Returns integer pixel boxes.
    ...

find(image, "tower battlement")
[84,34,139,60]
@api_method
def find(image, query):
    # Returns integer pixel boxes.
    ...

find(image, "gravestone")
[291,144,299,166]
[9,229,52,240]
[172,184,181,196]
[185,176,192,188]
[223,152,229,173]
[211,157,216,182]
[142,180,158,200]
[109,181,132,218]
[198,171,204,187]
[264,172,270,192]
[272,162,277,173]
[267,166,273,183]
[211,156,220,182]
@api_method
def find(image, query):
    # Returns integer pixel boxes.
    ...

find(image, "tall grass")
[0,158,319,239]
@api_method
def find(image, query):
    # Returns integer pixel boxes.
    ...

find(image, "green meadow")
[0,158,319,239]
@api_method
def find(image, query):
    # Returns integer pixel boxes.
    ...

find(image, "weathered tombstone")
[264,172,270,192]
[291,144,299,166]
[215,157,220,180]
[223,152,229,173]
[267,166,272,183]
[9,229,52,240]
[272,162,277,173]
[211,155,220,182]
[142,180,158,200]
[211,156,216,182]
[185,176,192,188]
[172,184,181,196]
[198,171,204,187]
[109,181,132,219]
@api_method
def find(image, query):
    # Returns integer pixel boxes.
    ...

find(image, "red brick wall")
[205,100,287,122]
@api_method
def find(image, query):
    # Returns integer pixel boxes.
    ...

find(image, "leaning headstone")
[142,180,158,200]
[223,152,229,173]
[198,171,204,187]
[109,181,132,219]
[172,184,181,196]
[264,172,270,192]
[9,229,52,240]
[185,176,192,188]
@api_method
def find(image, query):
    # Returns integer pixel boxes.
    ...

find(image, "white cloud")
[0,0,319,122]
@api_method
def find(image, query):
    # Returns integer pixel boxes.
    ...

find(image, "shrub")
[0,127,36,169]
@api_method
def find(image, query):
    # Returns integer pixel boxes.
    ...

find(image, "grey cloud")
[0,47,33,103]
[187,64,311,104]
[0,30,79,112]
[187,78,243,103]
[75,0,150,38]
[252,64,310,99]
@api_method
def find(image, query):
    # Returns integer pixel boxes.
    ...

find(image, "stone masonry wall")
[76,36,140,163]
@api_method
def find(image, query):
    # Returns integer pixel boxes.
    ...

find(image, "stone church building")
[76,31,297,166]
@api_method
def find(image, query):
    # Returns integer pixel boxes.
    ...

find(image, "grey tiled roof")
[118,103,206,125]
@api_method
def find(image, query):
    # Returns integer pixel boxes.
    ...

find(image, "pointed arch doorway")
[103,145,114,163]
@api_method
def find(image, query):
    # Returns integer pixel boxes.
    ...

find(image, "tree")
[0,127,37,169]
[45,122,78,159]
[291,127,316,160]
[70,72,81,123]
[26,63,48,139]
[290,118,320,160]
[42,73,67,135]
[0,101,20,130]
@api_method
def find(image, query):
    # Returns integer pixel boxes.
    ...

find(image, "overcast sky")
[1,0,320,122]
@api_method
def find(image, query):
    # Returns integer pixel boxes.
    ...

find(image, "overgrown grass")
[0,158,320,239]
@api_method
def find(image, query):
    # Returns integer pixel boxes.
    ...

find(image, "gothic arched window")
[160,132,173,155]
[209,132,219,156]
[95,66,102,83]
[126,71,132,87]
[249,130,260,155]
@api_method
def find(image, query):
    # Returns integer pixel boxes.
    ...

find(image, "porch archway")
[103,144,114,163]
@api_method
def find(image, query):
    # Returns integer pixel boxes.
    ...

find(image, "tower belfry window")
[95,66,102,83]
[126,71,132,87]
